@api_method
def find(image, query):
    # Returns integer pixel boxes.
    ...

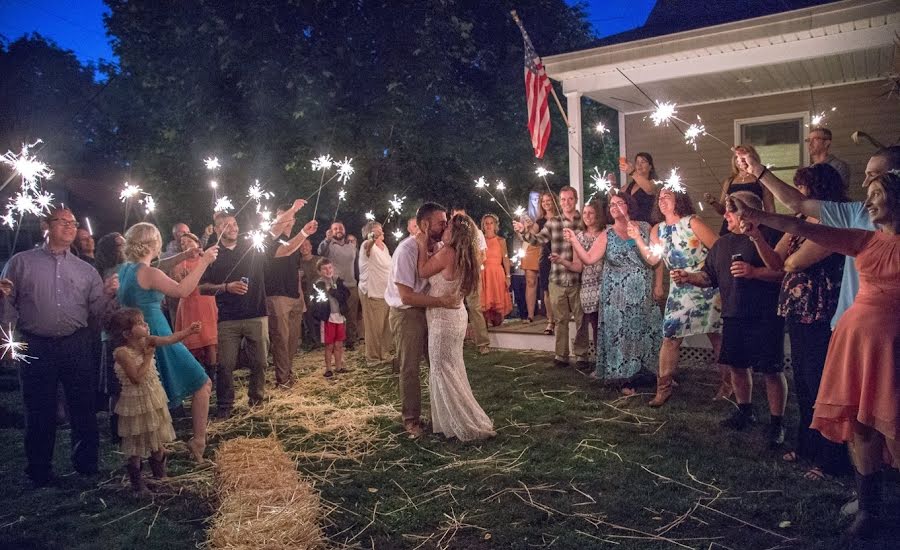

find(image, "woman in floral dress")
[566,191,661,392]
[631,188,723,406]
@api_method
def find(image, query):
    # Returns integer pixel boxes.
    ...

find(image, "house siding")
[623,80,899,229]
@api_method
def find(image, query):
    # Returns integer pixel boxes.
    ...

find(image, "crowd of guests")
[0,128,897,538]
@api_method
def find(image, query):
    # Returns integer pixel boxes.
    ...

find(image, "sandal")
[803,467,828,481]
[323,370,334,378]
[543,322,555,335]
[782,451,799,463]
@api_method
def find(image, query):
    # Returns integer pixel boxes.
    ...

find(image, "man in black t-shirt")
[265,204,318,388]
[673,191,788,446]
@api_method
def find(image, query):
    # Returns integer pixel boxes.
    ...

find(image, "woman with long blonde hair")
[705,144,776,235]
[117,222,218,462]
[522,191,558,333]
[415,214,495,441]
[358,221,393,365]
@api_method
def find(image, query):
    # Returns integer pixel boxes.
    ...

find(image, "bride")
[416,213,496,441]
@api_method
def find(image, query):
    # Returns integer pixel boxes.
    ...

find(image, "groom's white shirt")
[384,236,430,309]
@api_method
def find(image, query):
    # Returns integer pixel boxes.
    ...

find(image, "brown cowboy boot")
[148,453,167,479]
[649,375,674,407]
[127,461,147,495]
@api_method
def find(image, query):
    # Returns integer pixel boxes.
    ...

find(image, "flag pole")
[511,10,569,128]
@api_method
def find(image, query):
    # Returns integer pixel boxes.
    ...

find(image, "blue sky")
[0,0,657,66]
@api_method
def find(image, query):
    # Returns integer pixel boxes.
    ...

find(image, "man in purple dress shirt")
[0,207,118,487]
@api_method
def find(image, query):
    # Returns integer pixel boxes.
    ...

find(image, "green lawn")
[1,346,897,549]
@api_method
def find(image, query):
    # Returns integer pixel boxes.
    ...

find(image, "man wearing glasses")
[807,127,850,189]
[0,207,118,487]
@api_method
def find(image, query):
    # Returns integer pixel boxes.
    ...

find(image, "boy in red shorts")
[312,258,350,378]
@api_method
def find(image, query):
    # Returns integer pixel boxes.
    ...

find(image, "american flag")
[514,16,551,159]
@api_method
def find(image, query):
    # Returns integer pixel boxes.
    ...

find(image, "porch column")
[564,91,583,209]
[618,110,627,189]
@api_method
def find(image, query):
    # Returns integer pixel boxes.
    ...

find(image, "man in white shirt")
[451,207,490,354]
[385,202,457,438]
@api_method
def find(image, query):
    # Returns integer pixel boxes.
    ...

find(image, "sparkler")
[513,206,526,218]
[684,122,705,150]
[1,212,16,229]
[204,157,221,171]
[85,217,93,235]
[588,167,613,201]
[495,180,515,216]
[141,194,157,216]
[648,243,666,260]
[247,229,268,252]
[534,167,561,215]
[1,324,36,363]
[335,157,354,184]
[387,194,406,222]
[365,210,375,221]
[313,286,329,303]
[697,201,704,212]
[595,122,609,135]
[119,182,143,232]
[809,107,836,127]
[392,228,404,241]
[649,102,678,126]
[473,176,512,219]
[310,154,335,219]
[1,140,54,192]
[655,167,686,194]
[214,196,235,213]
[332,188,347,222]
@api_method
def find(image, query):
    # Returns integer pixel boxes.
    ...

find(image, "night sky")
[0,0,657,66]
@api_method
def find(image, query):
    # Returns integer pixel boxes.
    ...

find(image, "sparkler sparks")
[247,229,267,252]
[495,180,506,191]
[474,176,488,189]
[1,324,35,363]
[313,286,328,303]
[214,196,235,213]
[388,194,406,217]
[656,168,686,194]
[338,189,347,201]
[1,212,16,228]
[589,167,613,197]
[649,101,678,126]
[1,140,54,188]
[310,154,334,171]
[534,167,554,178]
[335,157,354,184]
[119,183,142,202]
[698,201,704,212]
[8,191,42,217]
[247,181,272,202]
[595,122,609,134]
[141,194,157,215]
[204,157,221,170]
[513,206,526,218]
[684,122,706,150]
[809,107,836,127]
[365,211,375,221]
[648,243,666,259]
[392,228,404,240]
[210,180,218,189]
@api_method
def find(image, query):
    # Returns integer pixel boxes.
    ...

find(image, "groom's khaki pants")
[390,306,427,424]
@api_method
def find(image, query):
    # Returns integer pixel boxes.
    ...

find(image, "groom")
[384,202,459,438]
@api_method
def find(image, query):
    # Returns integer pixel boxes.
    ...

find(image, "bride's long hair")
[447,213,479,297]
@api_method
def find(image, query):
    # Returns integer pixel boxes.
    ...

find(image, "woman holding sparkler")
[416,213,495,441]
[358,221,393,366]
[629,188,724,406]
[524,191,557,333]
[479,214,513,327]
[727,170,899,539]
[619,152,659,223]
[566,191,661,392]
[706,145,776,235]
[173,233,219,381]
[118,223,218,462]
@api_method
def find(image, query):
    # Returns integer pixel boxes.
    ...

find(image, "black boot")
[205,363,218,385]
[109,413,120,444]
[845,471,881,539]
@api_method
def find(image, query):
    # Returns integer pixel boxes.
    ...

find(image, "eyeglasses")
[804,136,828,143]
[48,219,79,228]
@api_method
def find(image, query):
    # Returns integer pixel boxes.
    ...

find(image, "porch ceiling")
[544,0,899,114]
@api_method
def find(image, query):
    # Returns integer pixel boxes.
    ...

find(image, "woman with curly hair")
[416,214,495,441]
[117,223,218,462]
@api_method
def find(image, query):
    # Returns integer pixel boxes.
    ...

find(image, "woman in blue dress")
[118,223,218,461]
[566,191,662,393]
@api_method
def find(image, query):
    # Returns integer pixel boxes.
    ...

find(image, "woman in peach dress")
[729,170,899,539]
[479,214,512,326]
[173,233,218,378]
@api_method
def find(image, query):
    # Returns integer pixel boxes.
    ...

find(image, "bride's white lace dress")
[426,273,495,441]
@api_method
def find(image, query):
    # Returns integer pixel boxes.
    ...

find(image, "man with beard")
[318,222,360,350]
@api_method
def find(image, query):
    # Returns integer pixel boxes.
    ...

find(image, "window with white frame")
[735,113,808,213]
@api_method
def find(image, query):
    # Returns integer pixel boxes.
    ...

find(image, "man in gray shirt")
[1,207,118,487]
[318,221,360,349]
[807,127,850,189]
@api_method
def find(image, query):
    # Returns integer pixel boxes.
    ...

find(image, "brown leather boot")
[127,462,147,495]
[148,453,167,479]
[649,375,674,407]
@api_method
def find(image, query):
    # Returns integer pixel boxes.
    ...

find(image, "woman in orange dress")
[480,214,513,327]
[172,233,218,377]
[729,170,899,539]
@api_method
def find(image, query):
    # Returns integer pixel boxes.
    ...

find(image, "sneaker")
[840,498,859,516]
[720,408,756,431]
[767,424,786,448]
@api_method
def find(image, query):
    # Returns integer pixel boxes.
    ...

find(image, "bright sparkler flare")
[313,286,329,303]
[684,123,705,150]
[388,194,406,216]
[310,154,334,171]
[1,212,16,228]
[595,122,609,134]
[247,229,267,252]
[338,189,347,201]
[495,180,506,191]
[809,108,835,127]
[656,167,686,194]
[335,157,354,184]
[698,201,704,212]
[1,324,36,363]
[650,101,678,126]
[392,228,404,240]
[8,191,41,217]
[513,206,526,218]
[535,167,554,178]
[210,180,218,189]
[1,140,54,188]
[648,243,666,259]
[589,167,613,196]
[474,176,488,189]
[214,196,235,213]
[119,183,142,202]
[365,211,375,221]
[204,157,221,170]
[247,181,272,202]
[142,195,156,214]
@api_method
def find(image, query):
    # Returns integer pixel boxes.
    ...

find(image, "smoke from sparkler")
[335,157,354,184]
[650,102,678,126]
[1,324,36,363]
[204,157,221,170]
[214,196,235,213]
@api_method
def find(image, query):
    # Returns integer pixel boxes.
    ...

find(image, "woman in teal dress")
[631,188,725,407]
[118,223,218,461]
[566,191,661,392]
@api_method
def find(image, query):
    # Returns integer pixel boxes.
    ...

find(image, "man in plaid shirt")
[513,186,590,368]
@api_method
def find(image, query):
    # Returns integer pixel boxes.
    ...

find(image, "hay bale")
[209,437,324,550]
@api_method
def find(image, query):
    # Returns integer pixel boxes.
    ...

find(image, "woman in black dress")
[705,145,776,235]
[619,152,659,223]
